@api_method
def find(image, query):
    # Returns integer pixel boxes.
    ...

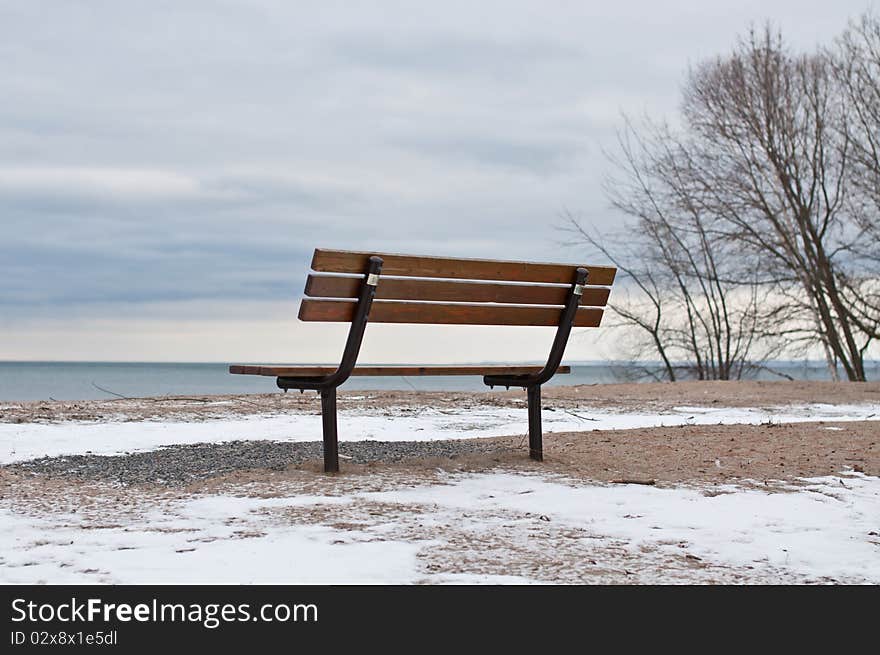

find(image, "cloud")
[329,33,580,76]
[0,167,203,200]
[0,0,868,360]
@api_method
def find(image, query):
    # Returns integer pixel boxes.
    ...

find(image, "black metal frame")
[483,267,588,461]
[277,256,383,472]
[278,259,588,472]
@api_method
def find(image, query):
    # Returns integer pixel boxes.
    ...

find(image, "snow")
[364,471,880,583]
[1,402,878,464]
[3,399,878,583]
[2,471,878,584]
[0,504,420,585]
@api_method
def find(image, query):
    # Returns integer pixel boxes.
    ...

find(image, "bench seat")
[230,364,570,377]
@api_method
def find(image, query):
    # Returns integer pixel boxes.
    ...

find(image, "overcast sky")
[0,1,873,363]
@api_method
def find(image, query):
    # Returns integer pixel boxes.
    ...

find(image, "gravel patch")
[7,439,512,486]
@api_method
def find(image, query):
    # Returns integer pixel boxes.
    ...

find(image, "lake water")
[0,361,874,401]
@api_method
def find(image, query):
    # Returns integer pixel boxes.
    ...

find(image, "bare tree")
[832,13,880,348]
[682,26,878,380]
[568,22,879,381]
[565,120,782,381]
[836,13,880,216]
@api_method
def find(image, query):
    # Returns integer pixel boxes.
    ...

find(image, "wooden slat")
[304,274,611,306]
[311,248,617,285]
[229,365,264,375]
[230,364,571,377]
[299,299,604,327]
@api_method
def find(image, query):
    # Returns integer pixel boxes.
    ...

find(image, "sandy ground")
[3,379,878,424]
[3,379,878,493]
[4,420,874,493]
[2,381,878,584]
[228,419,877,486]
[3,380,878,485]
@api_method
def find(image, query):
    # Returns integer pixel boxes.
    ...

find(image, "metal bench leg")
[320,387,339,473]
[527,385,543,461]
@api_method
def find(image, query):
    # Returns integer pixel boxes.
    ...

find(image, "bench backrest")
[299,248,615,327]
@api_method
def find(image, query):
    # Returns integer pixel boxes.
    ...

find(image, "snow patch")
[2,471,878,584]
[1,403,878,464]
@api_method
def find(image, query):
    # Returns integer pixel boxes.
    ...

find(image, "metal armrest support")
[277,256,383,392]
[482,267,587,463]
[483,267,588,390]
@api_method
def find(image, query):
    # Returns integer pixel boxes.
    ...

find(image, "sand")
[2,380,878,584]
[2,380,877,487]
[3,379,878,424]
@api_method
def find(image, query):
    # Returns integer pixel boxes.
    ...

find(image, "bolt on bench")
[230,248,616,472]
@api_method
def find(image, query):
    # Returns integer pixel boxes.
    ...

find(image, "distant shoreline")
[2,361,877,402]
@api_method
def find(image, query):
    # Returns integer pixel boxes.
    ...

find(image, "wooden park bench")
[230,248,616,472]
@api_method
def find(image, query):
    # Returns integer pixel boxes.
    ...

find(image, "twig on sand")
[610,478,656,486]
[751,364,796,381]
[89,384,229,405]
[562,409,598,422]
[149,396,216,403]
[230,396,265,408]
[91,381,130,399]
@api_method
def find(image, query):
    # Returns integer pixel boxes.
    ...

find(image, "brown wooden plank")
[230,364,571,377]
[304,274,611,306]
[299,299,604,327]
[229,365,262,375]
[311,248,617,285]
